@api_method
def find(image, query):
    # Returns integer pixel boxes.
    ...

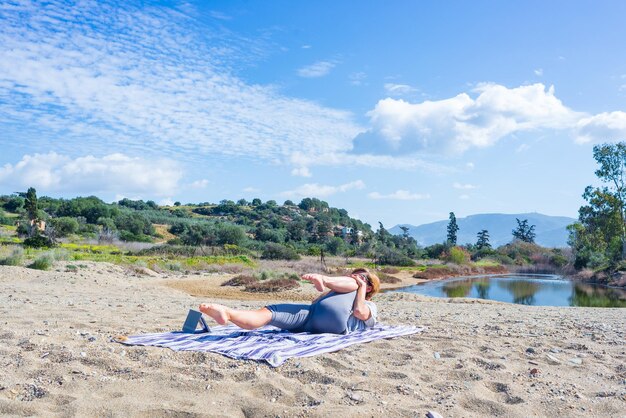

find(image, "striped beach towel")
[116,324,424,367]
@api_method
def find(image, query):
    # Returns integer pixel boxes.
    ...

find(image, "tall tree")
[512,218,536,243]
[376,222,392,246]
[476,229,491,249]
[592,143,626,258]
[400,225,410,239]
[446,212,459,246]
[24,187,38,222]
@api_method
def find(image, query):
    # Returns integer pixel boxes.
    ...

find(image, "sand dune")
[0,263,624,417]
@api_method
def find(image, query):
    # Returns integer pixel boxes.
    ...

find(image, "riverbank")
[0,262,624,417]
[411,264,509,281]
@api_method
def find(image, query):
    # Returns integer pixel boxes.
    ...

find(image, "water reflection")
[395,274,626,307]
[570,284,626,308]
[474,279,490,300]
[442,279,472,298]
[497,280,540,305]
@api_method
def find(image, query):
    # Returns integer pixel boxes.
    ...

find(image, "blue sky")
[1,0,625,228]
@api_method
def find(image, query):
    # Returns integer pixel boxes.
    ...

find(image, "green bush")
[29,253,54,270]
[377,247,415,266]
[261,243,300,260]
[23,234,53,248]
[50,217,79,237]
[0,247,24,266]
[0,209,13,226]
[165,261,183,272]
[443,246,471,264]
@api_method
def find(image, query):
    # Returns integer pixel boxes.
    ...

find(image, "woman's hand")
[351,273,368,289]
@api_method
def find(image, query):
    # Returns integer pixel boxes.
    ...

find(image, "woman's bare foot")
[199,303,230,325]
[301,274,325,292]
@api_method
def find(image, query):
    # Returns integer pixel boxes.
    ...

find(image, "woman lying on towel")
[199,268,380,334]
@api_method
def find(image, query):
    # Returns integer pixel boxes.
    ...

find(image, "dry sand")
[0,262,624,417]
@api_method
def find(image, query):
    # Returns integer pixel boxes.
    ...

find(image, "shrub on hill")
[50,216,80,237]
[377,247,415,266]
[261,243,301,260]
[23,234,54,248]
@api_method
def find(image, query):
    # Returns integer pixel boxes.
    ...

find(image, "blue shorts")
[266,291,357,334]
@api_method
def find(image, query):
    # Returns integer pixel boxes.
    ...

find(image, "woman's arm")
[301,274,359,293]
[351,275,371,321]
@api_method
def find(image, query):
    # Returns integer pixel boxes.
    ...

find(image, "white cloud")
[0,2,361,165]
[209,11,232,20]
[534,68,543,76]
[190,179,209,188]
[384,83,417,96]
[159,198,175,206]
[288,151,453,174]
[466,162,475,170]
[0,152,182,197]
[291,167,312,177]
[368,190,430,200]
[281,180,365,198]
[453,182,476,190]
[459,194,470,200]
[516,143,529,153]
[575,111,626,144]
[367,83,584,153]
[349,72,367,86]
[242,187,260,193]
[301,45,312,49]
[297,60,336,78]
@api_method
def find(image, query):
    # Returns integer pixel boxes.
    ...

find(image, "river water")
[393,274,626,307]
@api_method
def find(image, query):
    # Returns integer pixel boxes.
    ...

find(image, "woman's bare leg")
[199,303,272,330]
[301,274,359,293]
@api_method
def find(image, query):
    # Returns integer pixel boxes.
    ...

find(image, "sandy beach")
[0,262,624,417]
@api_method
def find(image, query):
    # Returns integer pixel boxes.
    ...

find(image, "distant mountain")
[390,213,576,248]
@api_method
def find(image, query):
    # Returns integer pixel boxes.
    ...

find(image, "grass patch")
[473,259,500,267]
[0,246,24,266]
[0,236,22,245]
[29,253,54,270]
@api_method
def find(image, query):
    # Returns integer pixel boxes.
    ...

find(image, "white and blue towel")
[116,324,424,367]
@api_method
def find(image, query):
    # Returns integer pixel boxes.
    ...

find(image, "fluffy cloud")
[367,190,430,200]
[297,61,336,78]
[367,83,583,153]
[0,153,182,197]
[280,180,365,198]
[575,111,626,144]
[0,1,361,164]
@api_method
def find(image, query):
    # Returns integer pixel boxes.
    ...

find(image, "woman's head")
[351,268,380,300]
